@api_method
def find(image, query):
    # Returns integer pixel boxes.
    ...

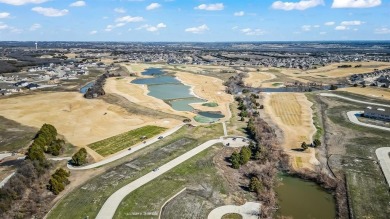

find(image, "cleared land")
[264,93,318,170]
[244,71,276,88]
[88,126,167,157]
[175,71,234,121]
[339,87,390,101]
[0,92,180,150]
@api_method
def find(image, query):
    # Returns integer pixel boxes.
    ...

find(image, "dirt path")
[207,202,261,219]
[263,93,319,171]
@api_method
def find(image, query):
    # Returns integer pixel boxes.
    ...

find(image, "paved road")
[0,172,15,188]
[376,147,390,188]
[207,202,261,219]
[320,93,390,107]
[68,124,184,170]
[96,137,248,219]
[347,111,390,131]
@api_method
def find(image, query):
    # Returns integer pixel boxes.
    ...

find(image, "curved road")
[320,93,390,108]
[67,124,184,170]
[376,147,390,188]
[207,202,261,219]
[96,137,248,219]
[347,111,390,132]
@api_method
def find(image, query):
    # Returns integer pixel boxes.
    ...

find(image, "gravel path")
[347,111,390,131]
[376,147,390,188]
[207,202,261,219]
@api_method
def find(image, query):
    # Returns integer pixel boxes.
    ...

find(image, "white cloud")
[137,23,167,32]
[90,30,98,35]
[324,21,335,26]
[332,0,381,8]
[115,16,144,23]
[340,20,364,26]
[29,23,41,31]
[301,25,311,31]
[335,25,348,30]
[234,11,245,16]
[185,24,209,34]
[271,0,324,10]
[70,1,86,7]
[240,28,265,36]
[195,3,224,11]
[114,8,126,13]
[115,23,126,27]
[31,7,69,17]
[375,27,390,34]
[320,31,327,35]
[313,25,320,28]
[0,0,48,5]
[0,23,9,30]
[0,12,10,19]
[146,3,161,10]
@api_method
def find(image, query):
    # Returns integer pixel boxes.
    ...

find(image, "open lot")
[47,124,224,219]
[88,125,167,157]
[339,87,390,101]
[244,71,276,88]
[0,92,180,150]
[263,93,318,171]
[315,94,390,218]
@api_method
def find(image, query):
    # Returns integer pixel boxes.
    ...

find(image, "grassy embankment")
[47,124,223,219]
[0,116,37,151]
[88,125,167,156]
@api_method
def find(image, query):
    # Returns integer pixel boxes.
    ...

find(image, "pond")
[80,81,94,94]
[131,68,225,122]
[276,174,336,219]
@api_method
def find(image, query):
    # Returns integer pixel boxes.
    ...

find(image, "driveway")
[67,124,184,170]
[376,147,390,188]
[347,111,390,132]
[320,93,390,108]
[207,202,261,219]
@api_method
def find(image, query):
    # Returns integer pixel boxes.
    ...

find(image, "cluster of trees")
[27,124,63,164]
[48,168,70,195]
[84,73,108,99]
[71,148,88,166]
[230,146,252,169]
[337,65,352,68]
[301,139,321,151]
[329,84,338,90]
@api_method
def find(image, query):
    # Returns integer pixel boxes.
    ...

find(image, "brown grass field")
[264,93,318,170]
[244,71,276,88]
[0,92,180,156]
[339,87,390,101]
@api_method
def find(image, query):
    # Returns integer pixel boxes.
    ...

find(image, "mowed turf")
[88,125,167,156]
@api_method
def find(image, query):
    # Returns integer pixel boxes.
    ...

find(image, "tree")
[239,146,252,165]
[329,84,338,90]
[26,143,46,163]
[249,177,262,193]
[48,168,70,195]
[230,151,241,169]
[313,139,321,147]
[71,148,88,166]
[301,142,308,151]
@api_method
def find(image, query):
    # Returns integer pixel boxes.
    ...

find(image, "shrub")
[301,142,308,150]
[239,146,252,165]
[313,139,321,147]
[230,152,241,169]
[71,148,88,166]
[249,177,263,193]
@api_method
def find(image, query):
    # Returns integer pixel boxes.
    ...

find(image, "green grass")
[222,213,243,219]
[0,116,37,152]
[194,115,219,123]
[305,94,324,140]
[47,124,223,219]
[272,82,283,87]
[202,102,219,107]
[114,144,228,219]
[88,125,167,156]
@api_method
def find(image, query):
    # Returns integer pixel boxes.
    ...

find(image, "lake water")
[80,81,94,94]
[276,174,336,219]
[131,68,225,122]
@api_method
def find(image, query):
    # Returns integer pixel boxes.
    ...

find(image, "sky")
[0,0,389,42]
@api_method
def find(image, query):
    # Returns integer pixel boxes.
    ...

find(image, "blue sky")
[0,0,389,41]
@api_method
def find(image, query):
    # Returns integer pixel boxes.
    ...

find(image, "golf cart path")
[68,124,184,170]
[376,147,390,188]
[347,111,390,131]
[207,202,261,219]
[320,93,390,107]
[96,137,248,219]
[0,172,15,188]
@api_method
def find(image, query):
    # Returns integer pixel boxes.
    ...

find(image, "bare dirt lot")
[263,93,318,170]
[0,92,180,151]
[339,87,390,101]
